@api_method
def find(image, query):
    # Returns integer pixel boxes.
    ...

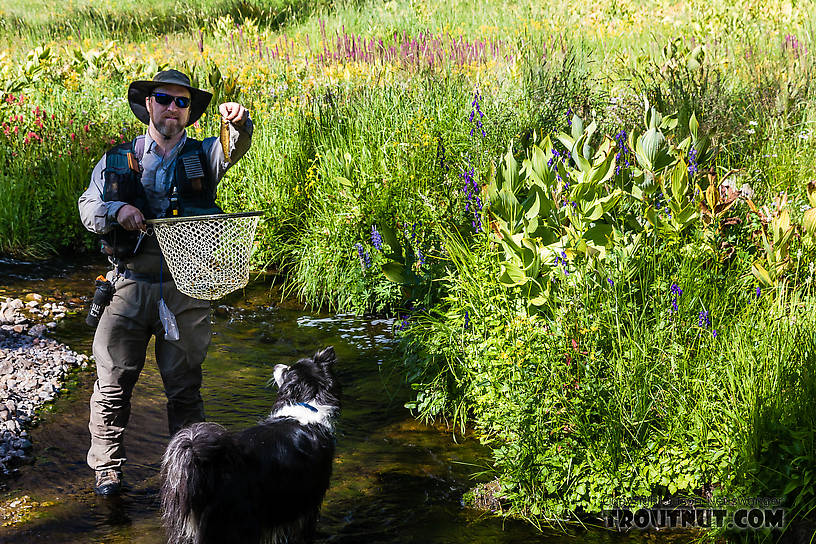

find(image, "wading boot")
[94,469,123,496]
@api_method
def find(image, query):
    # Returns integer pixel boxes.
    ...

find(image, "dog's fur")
[160,347,341,544]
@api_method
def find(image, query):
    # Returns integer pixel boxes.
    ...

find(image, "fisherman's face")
[146,84,191,139]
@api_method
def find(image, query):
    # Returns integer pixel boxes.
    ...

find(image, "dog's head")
[273,346,340,409]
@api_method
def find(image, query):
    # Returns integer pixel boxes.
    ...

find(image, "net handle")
[146,211,264,226]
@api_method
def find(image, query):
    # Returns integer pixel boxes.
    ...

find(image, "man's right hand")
[116,205,146,231]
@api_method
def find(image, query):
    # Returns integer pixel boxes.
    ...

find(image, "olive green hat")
[127,69,212,127]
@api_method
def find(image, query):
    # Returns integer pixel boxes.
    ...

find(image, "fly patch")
[181,155,205,180]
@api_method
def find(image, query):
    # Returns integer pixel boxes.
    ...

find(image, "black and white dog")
[160,346,341,544]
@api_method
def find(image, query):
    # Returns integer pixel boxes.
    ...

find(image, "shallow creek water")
[0,259,694,543]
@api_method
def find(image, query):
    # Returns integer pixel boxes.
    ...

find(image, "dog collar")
[297,402,319,413]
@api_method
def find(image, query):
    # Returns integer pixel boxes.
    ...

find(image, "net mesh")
[150,213,262,300]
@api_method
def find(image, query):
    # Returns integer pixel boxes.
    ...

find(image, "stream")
[0,258,691,543]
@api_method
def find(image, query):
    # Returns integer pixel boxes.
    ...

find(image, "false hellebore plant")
[485,100,714,314]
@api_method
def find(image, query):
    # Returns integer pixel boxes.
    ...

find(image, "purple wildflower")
[670,283,682,314]
[614,129,631,175]
[688,147,699,176]
[460,159,482,232]
[698,309,711,328]
[354,243,371,269]
[371,225,383,251]
[416,247,426,267]
[468,88,486,138]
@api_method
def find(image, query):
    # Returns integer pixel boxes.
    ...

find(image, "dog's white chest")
[271,402,334,428]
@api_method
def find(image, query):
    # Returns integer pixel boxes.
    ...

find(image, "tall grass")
[0,0,328,46]
[402,228,816,531]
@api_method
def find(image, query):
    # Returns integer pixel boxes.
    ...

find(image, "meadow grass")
[1,0,816,536]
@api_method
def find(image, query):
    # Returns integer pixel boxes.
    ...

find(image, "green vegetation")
[1,0,815,539]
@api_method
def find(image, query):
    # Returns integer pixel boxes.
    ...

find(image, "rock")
[24,294,42,303]
[27,324,47,337]
[25,301,38,308]
[46,322,57,329]
[0,322,90,473]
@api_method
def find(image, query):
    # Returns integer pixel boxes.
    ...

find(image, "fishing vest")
[100,135,220,258]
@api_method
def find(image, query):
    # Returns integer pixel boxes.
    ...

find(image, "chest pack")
[100,136,220,258]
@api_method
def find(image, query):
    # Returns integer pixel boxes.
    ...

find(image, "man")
[78,70,253,495]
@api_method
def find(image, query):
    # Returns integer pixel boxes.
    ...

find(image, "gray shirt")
[78,118,253,234]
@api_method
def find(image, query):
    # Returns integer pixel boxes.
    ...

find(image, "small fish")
[220,116,231,163]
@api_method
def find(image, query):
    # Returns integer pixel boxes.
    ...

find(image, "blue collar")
[297,402,318,413]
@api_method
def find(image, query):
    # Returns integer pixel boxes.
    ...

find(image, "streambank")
[0,294,88,478]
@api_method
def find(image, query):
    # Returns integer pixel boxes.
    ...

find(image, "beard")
[148,101,189,140]
[153,115,186,139]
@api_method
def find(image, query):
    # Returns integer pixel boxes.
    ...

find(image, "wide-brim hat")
[128,69,213,127]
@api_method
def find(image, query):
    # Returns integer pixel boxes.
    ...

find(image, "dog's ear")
[313,346,336,368]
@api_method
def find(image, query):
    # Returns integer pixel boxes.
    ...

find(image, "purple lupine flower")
[607,278,614,287]
[698,310,710,328]
[460,158,482,232]
[416,247,426,267]
[688,147,699,176]
[712,329,718,338]
[614,129,631,175]
[371,225,383,250]
[566,107,573,127]
[464,310,470,330]
[468,88,486,138]
[354,243,371,268]
[756,286,761,298]
[670,283,682,314]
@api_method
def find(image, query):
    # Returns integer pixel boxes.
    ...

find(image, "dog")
[160,346,341,544]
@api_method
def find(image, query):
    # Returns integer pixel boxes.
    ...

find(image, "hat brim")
[128,80,213,127]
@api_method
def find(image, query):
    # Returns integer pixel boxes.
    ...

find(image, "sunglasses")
[151,92,191,109]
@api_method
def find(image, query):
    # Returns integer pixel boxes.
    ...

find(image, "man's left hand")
[219,103,248,127]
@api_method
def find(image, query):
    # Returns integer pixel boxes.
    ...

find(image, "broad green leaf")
[570,115,584,141]
[584,223,614,246]
[639,124,666,169]
[501,144,519,191]
[645,206,661,228]
[499,261,527,286]
[381,261,406,284]
[572,135,591,172]
[671,160,689,201]
[499,223,522,253]
[530,144,549,181]
[584,202,604,221]
[523,187,541,221]
[590,150,616,185]
[379,223,402,257]
[804,207,816,238]
[689,112,699,139]
[751,261,773,287]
